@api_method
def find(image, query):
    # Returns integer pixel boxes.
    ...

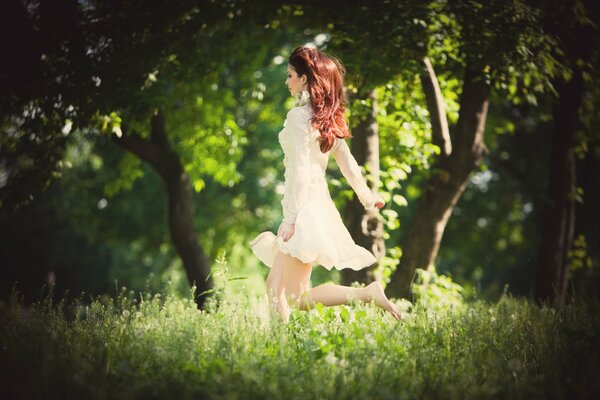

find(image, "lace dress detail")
[249,99,384,271]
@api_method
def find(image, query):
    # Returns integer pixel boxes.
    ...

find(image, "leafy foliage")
[411,268,468,312]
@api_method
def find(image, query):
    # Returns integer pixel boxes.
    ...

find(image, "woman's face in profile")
[286,64,306,97]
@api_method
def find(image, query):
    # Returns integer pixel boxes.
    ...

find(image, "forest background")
[1,0,599,309]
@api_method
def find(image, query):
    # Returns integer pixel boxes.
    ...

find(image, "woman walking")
[249,46,402,322]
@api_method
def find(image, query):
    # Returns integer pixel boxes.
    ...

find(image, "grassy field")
[1,282,599,400]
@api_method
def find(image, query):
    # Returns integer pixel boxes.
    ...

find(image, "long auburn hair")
[288,46,351,153]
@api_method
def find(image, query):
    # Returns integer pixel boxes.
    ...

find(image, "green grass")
[1,284,599,400]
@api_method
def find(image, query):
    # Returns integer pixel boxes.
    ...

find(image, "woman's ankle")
[358,285,372,303]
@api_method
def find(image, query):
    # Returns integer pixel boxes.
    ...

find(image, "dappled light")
[1,0,599,398]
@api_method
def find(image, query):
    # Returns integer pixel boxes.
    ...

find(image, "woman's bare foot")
[363,281,402,321]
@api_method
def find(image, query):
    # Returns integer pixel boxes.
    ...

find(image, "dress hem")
[249,231,376,271]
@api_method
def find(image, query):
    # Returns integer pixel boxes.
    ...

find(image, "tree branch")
[420,56,452,157]
[111,124,170,179]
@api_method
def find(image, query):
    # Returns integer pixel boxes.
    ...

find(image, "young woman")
[249,46,402,322]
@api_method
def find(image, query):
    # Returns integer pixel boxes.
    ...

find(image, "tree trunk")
[388,64,490,299]
[533,69,584,306]
[341,89,385,286]
[577,146,600,300]
[532,0,598,306]
[112,108,213,309]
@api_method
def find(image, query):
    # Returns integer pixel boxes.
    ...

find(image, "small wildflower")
[325,352,338,365]
[348,312,356,323]
[365,333,377,347]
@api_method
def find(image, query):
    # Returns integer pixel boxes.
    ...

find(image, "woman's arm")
[281,108,312,224]
[332,138,384,210]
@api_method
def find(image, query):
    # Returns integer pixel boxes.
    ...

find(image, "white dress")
[249,97,384,271]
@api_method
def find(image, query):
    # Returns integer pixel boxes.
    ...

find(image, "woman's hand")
[277,221,295,242]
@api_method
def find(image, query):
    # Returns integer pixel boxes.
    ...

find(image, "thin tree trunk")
[112,108,213,309]
[342,89,385,286]
[534,70,583,306]
[388,64,490,299]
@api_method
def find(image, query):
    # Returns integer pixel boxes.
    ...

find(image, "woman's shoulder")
[287,103,312,117]
[284,105,312,128]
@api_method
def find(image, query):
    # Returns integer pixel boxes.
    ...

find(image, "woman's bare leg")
[265,251,291,322]
[298,281,402,320]
[269,250,402,321]
[281,252,312,311]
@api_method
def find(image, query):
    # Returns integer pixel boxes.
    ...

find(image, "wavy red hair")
[288,46,351,153]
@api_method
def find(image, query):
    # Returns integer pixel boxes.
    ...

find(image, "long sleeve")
[332,138,383,210]
[281,108,312,224]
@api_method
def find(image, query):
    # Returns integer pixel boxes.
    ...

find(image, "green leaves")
[103,153,144,198]
[411,268,467,312]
